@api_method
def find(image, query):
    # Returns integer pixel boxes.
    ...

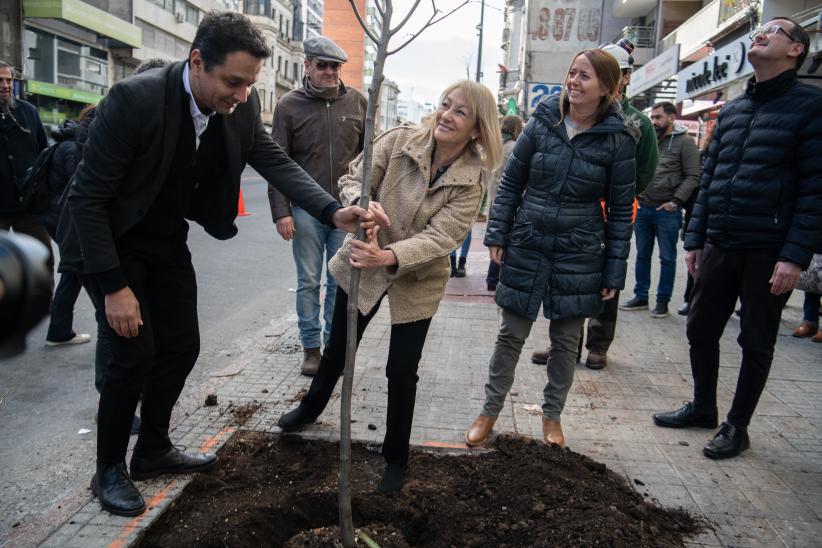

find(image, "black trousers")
[585,289,620,353]
[299,289,431,466]
[86,247,200,465]
[687,243,790,428]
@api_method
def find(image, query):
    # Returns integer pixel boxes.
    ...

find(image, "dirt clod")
[204,394,218,406]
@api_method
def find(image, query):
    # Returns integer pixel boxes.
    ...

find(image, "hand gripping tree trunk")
[339,1,468,545]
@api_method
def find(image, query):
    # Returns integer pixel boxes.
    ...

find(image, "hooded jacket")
[39,120,80,237]
[486,94,636,321]
[621,98,658,194]
[684,70,822,268]
[485,95,639,320]
[267,78,367,220]
[639,123,700,207]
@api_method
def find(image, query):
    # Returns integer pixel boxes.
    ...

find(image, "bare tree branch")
[347,0,380,43]
[389,0,424,36]
[387,0,470,55]
[375,0,385,17]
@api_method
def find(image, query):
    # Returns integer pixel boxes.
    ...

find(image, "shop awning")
[28,80,103,105]
[23,0,141,48]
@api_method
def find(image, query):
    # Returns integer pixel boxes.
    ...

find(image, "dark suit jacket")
[67,60,339,278]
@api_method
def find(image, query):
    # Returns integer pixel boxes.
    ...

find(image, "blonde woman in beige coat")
[277,80,502,492]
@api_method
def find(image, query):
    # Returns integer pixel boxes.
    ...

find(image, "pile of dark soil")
[138,432,705,547]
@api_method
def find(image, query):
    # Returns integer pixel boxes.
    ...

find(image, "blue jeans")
[292,206,346,349]
[803,292,821,324]
[633,205,682,303]
[450,230,472,259]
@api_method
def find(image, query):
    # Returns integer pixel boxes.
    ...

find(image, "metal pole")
[475,0,484,82]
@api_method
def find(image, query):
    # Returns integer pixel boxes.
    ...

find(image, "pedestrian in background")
[620,101,700,318]
[0,61,51,279]
[277,80,502,493]
[485,114,522,291]
[465,49,637,450]
[268,37,367,377]
[653,17,822,459]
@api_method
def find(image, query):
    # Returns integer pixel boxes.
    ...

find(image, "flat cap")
[303,36,348,63]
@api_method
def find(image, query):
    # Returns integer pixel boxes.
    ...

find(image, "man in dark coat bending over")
[653,17,822,459]
[67,12,383,516]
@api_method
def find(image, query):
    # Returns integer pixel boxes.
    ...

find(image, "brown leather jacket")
[267,80,367,220]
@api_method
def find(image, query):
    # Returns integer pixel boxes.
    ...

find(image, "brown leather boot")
[531,347,550,365]
[300,348,321,376]
[465,415,496,447]
[585,350,607,370]
[542,418,565,448]
[793,322,819,338]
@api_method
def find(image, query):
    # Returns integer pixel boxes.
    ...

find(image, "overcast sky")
[379,0,506,105]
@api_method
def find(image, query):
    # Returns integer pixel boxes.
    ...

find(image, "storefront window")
[25,27,108,96]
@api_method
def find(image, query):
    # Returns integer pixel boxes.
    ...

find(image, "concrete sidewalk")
[41,223,822,547]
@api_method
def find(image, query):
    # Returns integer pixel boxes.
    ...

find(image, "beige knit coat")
[328,125,485,324]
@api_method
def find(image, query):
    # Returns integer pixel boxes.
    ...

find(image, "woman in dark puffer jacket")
[42,115,90,345]
[465,49,637,449]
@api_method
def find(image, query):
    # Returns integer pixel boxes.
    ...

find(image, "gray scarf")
[303,75,341,101]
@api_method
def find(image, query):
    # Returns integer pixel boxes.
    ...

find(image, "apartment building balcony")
[612,0,658,19]
[659,0,755,61]
[612,26,656,65]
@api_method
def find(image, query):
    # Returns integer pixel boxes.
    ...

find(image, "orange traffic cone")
[238,188,250,217]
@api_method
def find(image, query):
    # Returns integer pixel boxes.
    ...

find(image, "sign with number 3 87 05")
[528,0,602,51]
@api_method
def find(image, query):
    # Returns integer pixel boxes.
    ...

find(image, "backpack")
[17,143,60,215]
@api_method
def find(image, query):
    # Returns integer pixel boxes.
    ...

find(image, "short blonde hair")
[415,80,503,170]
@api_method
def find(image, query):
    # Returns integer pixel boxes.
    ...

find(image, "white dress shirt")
[182,62,215,150]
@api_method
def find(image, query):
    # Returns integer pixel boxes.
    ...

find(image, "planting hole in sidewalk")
[138,431,705,547]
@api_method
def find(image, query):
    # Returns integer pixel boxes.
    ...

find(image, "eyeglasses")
[748,25,796,42]
[315,61,341,71]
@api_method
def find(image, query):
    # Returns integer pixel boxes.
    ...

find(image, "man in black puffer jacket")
[653,17,822,459]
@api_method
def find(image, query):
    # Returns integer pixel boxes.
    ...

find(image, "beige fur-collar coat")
[328,125,485,324]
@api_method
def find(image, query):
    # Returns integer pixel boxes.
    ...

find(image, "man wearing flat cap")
[268,36,367,376]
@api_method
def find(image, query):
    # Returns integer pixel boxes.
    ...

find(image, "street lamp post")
[475,0,484,82]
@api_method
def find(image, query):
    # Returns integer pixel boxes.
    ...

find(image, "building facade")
[499,0,634,116]
[378,77,399,131]
[622,0,822,144]
[17,0,142,129]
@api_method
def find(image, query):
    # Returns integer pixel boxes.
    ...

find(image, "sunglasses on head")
[315,61,341,70]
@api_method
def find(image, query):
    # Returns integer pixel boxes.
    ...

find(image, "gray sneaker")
[619,296,648,311]
[300,348,321,376]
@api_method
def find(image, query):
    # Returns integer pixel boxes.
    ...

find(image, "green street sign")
[24,0,142,48]
[28,80,103,104]
[505,97,518,116]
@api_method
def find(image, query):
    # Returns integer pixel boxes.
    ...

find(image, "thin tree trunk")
[339,7,392,547]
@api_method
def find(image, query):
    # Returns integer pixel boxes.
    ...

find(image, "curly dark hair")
[191,11,272,71]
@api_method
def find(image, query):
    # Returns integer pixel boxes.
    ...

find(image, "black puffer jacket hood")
[485,94,637,321]
[684,70,822,268]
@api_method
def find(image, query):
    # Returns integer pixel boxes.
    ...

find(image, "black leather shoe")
[130,447,218,481]
[652,402,718,429]
[378,463,406,493]
[91,462,146,516]
[704,422,750,459]
[277,405,317,432]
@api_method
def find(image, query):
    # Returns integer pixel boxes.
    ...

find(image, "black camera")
[0,231,52,358]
